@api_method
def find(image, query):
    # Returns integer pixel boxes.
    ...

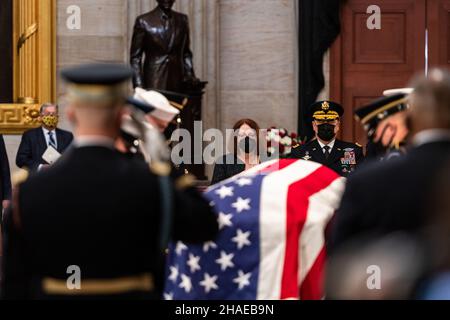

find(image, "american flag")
[164,159,346,300]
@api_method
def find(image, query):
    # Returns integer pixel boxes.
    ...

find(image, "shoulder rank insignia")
[150,161,172,177]
[175,174,196,190]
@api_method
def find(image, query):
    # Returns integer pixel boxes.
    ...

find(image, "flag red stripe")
[258,159,297,175]
[280,165,338,299]
[300,247,326,300]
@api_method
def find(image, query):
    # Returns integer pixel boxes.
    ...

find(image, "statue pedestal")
[179,81,208,181]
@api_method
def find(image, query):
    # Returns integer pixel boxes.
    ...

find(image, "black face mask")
[317,123,336,142]
[239,137,257,154]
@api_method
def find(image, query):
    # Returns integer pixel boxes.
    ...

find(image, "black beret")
[61,64,134,103]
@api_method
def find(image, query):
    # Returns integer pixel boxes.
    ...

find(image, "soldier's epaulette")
[392,141,401,150]
[175,174,196,190]
[292,143,301,149]
[12,168,29,187]
[149,161,172,177]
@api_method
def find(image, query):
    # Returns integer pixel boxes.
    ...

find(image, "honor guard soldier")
[133,88,183,134]
[130,88,191,175]
[1,64,218,300]
[117,97,155,161]
[289,101,364,176]
[143,88,189,141]
[355,90,412,162]
[120,88,181,163]
[330,69,450,255]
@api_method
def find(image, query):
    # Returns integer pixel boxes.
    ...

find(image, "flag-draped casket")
[164,159,346,300]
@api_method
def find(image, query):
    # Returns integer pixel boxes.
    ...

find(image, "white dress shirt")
[317,139,336,154]
[39,128,58,171]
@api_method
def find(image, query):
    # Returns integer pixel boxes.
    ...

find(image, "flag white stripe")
[240,159,279,176]
[257,160,323,300]
[207,160,279,191]
[298,178,346,288]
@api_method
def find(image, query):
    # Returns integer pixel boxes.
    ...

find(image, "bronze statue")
[130,0,199,91]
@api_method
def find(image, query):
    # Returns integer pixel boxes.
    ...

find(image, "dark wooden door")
[428,0,450,69]
[330,0,427,145]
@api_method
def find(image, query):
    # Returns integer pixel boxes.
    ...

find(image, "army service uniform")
[290,139,364,177]
[289,100,365,177]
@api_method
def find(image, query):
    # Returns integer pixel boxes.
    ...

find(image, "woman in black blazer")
[211,119,262,185]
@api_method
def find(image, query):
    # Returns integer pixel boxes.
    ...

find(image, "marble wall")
[4,0,309,177]
[57,0,129,121]
[219,0,298,133]
[4,134,21,173]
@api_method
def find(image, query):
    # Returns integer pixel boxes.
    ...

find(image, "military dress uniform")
[330,70,450,255]
[289,101,364,177]
[290,139,364,177]
[129,88,191,174]
[1,64,218,300]
[122,93,200,202]
[355,92,410,162]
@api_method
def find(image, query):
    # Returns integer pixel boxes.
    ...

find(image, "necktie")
[162,13,171,32]
[48,131,57,149]
[323,145,331,159]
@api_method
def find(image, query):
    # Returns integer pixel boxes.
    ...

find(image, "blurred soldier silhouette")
[331,69,450,254]
[355,88,413,162]
[1,64,217,300]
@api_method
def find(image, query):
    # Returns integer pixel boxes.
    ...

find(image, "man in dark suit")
[130,0,199,90]
[330,69,450,253]
[289,101,364,177]
[16,103,73,171]
[1,64,218,299]
[0,134,11,277]
[0,135,11,212]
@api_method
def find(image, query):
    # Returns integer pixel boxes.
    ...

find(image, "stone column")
[16,0,38,104]
[219,0,298,133]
